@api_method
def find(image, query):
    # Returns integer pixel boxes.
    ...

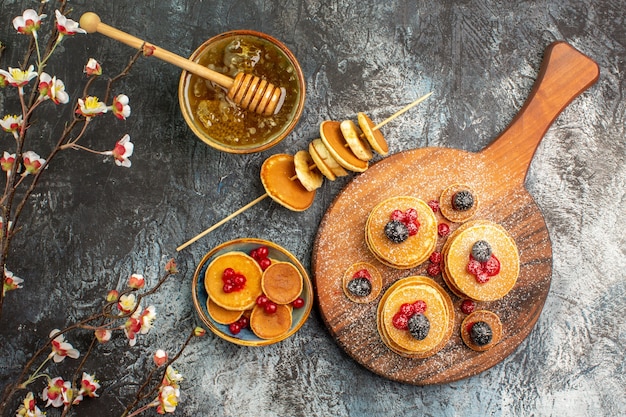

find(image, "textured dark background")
[0,0,624,416]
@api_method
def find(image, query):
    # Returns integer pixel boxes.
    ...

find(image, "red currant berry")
[249,248,260,260]
[438,223,450,237]
[264,302,277,314]
[353,268,372,280]
[223,283,235,293]
[483,255,500,276]
[392,312,409,330]
[467,259,482,276]
[475,271,490,284]
[234,274,246,287]
[229,322,242,335]
[390,209,405,222]
[238,316,249,328]
[222,268,236,281]
[413,300,427,314]
[460,299,476,315]
[292,297,305,309]
[256,246,269,259]
[399,302,415,317]
[256,294,269,306]
[427,262,441,276]
[259,258,272,271]
[429,251,442,264]
[428,200,440,213]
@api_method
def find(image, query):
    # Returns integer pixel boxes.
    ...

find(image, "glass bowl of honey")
[178,30,306,153]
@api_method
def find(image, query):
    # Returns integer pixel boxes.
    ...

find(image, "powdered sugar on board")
[312,146,552,385]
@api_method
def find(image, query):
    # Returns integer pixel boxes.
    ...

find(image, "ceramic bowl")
[192,238,313,346]
[178,30,306,153]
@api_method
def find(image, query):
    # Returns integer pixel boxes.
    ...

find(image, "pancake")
[460,310,503,351]
[377,276,454,358]
[308,140,337,181]
[365,196,437,269]
[206,298,244,325]
[249,303,293,339]
[294,150,323,192]
[341,261,383,304]
[320,120,369,172]
[444,221,520,301]
[204,252,263,311]
[340,119,373,161]
[310,138,348,178]
[357,112,389,156]
[439,184,479,223]
[261,261,303,305]
[260,153,316,212]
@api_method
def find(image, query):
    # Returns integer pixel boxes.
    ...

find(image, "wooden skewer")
[177,92,433,251]
[79,12,284,116]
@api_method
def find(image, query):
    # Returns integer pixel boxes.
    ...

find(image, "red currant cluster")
[250,245,272,270]
[427,251,442,276]
[390,208,420,236]
[392,300,427,330]
[229,316,249,335]
[467,254,500,283]
[222,268,247,293]
[353,268,371,280]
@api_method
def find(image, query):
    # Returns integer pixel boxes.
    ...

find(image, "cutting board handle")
[482,41,599,186]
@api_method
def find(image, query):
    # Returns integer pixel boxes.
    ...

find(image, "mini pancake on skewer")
[294,150,323,191]
[358,112,389,156]
[260,154,316,211]
[310,138,349,178]
[308,140,337,181]
[320,121,369,173]
[340,119,373,161]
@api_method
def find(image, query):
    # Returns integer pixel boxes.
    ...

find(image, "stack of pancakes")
[377,276,454,358]
[441,220,520,301]
[205,252,303,340]
[365,196,438,269]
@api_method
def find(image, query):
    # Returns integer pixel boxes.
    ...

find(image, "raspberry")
[427,199,440,213]
[452,190,474,211]
[405,208,418,222]
[399,303,416,317]
[483,255,500,276]
[408,313,430,340]
[353,268,372,280]
[392,312,409,330]
[467,259,482,276]
[438,223,450,237]
[429,251,442,264]
[384,220,409,243]
[292,297,305,308]
[427,262,441,277]
[475,271,490,284]
[460,299,475,315]
[406,221,420,236]
[390,209,405,222]
[412,300,427,314]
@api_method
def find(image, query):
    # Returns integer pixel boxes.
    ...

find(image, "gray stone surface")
[0,0,624,416]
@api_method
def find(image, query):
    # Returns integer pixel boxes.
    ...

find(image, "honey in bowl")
[179,31,305,153]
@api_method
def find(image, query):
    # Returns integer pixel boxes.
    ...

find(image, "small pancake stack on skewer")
[177,92,432,251]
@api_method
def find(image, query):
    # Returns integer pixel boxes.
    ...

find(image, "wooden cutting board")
[311,42,599,385]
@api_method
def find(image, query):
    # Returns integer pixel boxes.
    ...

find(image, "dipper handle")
[79,12,283,116]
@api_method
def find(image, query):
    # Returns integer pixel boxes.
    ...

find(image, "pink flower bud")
[165,259,178,274]
[193,326,207,337]
[94,328,111,343]
[153,349,168,366]
[128,273,145,289]
[106,289,119,302]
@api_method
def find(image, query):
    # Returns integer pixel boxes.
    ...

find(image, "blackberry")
[408,313,430,340]
[347,277,372,297]
[452,190,474,211]
[384,220,409,243]
[470,321,493,346]
[471,240,492,263]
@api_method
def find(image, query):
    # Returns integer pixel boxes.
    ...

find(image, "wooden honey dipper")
[79,12,284,116]
[177,92,432,251]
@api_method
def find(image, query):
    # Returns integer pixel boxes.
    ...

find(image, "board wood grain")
[312,42,599,385]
